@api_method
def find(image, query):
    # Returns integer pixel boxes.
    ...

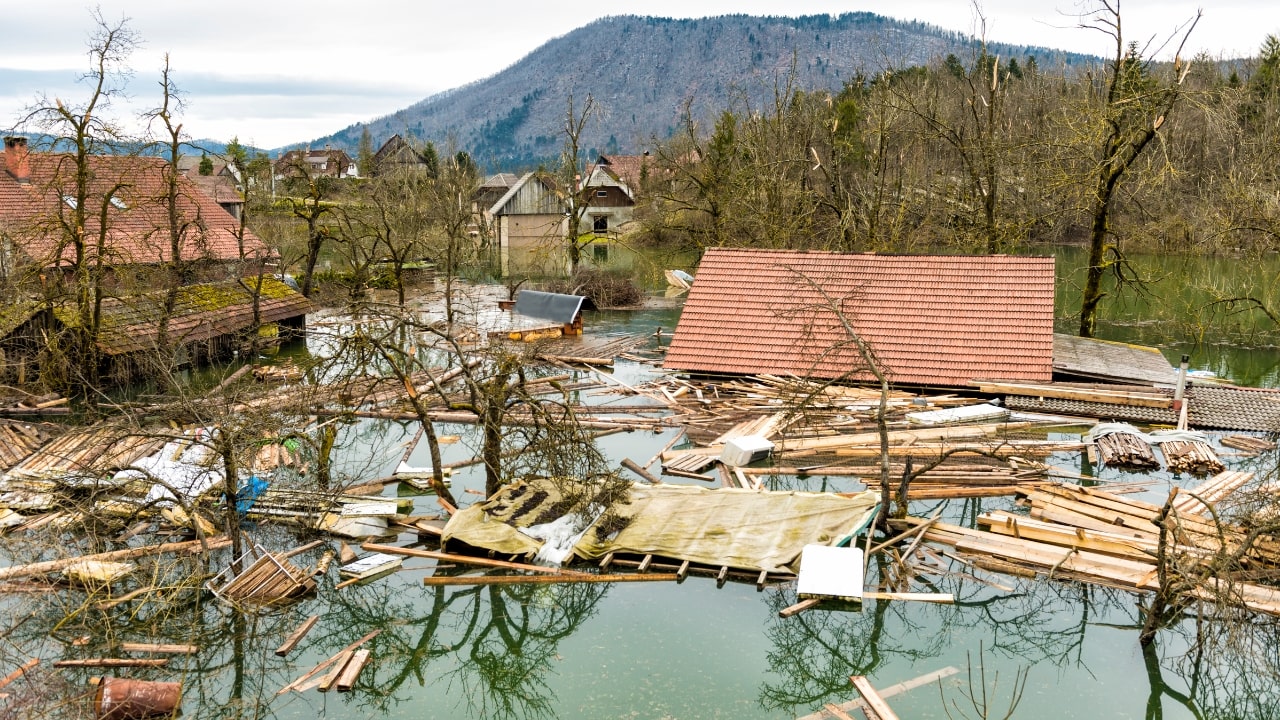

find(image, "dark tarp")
[514,290,595,324]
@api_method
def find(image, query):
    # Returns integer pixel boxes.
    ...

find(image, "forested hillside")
[310,13,1088,170]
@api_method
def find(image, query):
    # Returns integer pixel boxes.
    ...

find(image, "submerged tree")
[1076,1,1201,337]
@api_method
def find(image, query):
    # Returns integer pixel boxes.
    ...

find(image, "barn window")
[593,216,608,233]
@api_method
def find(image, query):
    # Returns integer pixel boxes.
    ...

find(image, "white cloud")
[2,0,1276,148]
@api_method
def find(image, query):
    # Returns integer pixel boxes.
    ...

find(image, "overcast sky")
[2,1,1275,149]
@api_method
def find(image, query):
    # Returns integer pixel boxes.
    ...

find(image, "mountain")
[308,13,1093,172]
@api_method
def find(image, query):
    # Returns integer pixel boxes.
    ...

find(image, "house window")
[595,190,608,198]
[594,243,609,262]
[62,195,78,209]
[110,197,128,209]
[593,216,608,233]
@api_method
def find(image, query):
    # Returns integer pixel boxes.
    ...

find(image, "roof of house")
[664,248,1056,387]
[53,276,313,356]
[594,154,648,190]
[488,172,564,217]
[372,134,431,169]
[0,152,267,267]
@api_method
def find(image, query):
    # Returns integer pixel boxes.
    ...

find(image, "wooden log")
[275,615,320,657]
[621,457,661,484]
[0,658,38,692]
[423,573,679,586]
[850,676,902,720]
[53,658,169,668]
[120,643,197,655]
[0,536,230,582]
[362,543,587,576]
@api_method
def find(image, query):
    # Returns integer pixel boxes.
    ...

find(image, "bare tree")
[1077,1,1201,337]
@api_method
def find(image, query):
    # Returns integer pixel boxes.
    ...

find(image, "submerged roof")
[665,248,1055,387]
[443,477,880,574]
[1053,334,1178,386]
[54,276,313,355]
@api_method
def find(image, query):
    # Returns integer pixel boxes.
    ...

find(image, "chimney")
[3,136,31,184]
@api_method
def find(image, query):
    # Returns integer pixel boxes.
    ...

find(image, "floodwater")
[4,250,1280,720]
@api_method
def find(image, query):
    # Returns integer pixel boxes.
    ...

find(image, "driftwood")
[0,537,230,582]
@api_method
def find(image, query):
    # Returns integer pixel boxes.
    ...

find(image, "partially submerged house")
[578,154,645,238]
[664,248,1056,388]
[0,136,310,382]
[487,172,568,277]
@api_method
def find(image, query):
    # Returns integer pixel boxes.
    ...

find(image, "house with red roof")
[664,248,1055,388]
[0,136,271,282]
[0,136,309,382]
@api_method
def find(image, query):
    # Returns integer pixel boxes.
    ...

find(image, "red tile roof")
[0,152,268,267]
[664,248,1055,387]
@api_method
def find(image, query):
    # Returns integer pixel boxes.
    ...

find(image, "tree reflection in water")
[322,573,608,720]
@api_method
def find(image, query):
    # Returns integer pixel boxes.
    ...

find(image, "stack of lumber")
[1220,435,1276,457]
[1160,438,1225,475]
[973,381,1172,409]
[900,484,1280,615]
[1171,471,1255,517]
[1093,430,1160,469]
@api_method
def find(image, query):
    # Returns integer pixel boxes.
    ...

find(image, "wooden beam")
[423,573,679,587]
[275,615,320,657]
[362,543,586,575]
[850,676,901,720]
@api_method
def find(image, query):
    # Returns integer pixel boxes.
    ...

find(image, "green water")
[8,251,1280,719]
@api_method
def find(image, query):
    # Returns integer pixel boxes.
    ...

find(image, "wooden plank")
[795,667,960,720]
[53,658,169,668]
[850,676,901,720]
[275,615,320,657]
[423,573,679,586]
[277,630,381,695]
[336,649,370,692]
[120,643,197,655]
[861,592,954,603]
[315,651,353,693]
[779,598,823,618]
[361,543,587,576]
[974,381,1172,408]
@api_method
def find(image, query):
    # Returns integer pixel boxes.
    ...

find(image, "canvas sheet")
[442,478,879,574]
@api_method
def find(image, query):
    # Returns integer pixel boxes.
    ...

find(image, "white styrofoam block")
[719,435,775,466]
[796,544,865,599]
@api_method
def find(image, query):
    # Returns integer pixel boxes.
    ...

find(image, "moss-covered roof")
[52,276,313,355]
